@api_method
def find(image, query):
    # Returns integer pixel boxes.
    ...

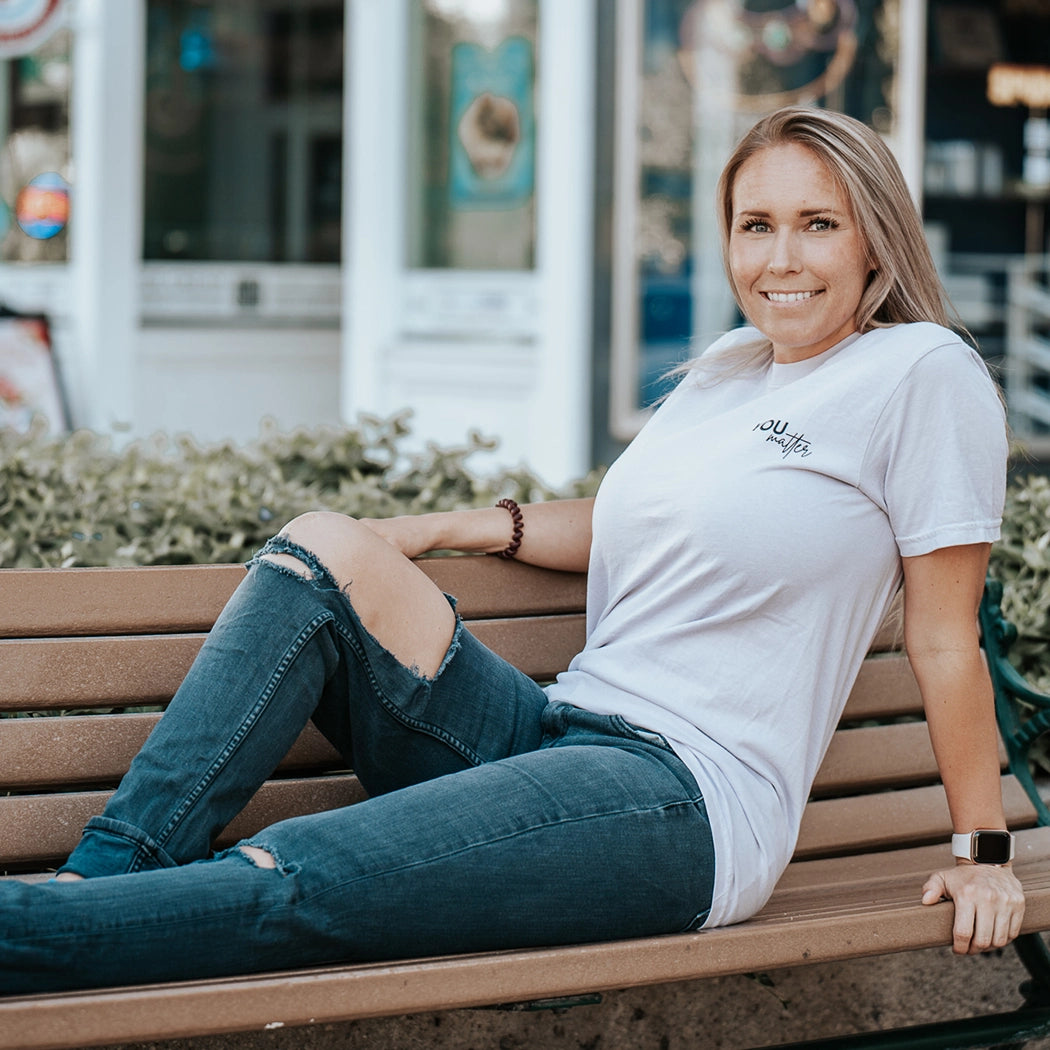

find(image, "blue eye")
[809,216,840,231]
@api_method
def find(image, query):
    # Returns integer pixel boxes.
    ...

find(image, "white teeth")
[763,291,816,303]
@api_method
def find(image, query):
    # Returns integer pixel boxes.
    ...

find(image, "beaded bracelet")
[493,498,524,559]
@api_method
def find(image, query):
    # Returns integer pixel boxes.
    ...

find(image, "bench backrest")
[0,559,1038,876]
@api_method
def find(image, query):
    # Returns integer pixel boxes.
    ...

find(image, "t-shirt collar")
[766,331,862,390]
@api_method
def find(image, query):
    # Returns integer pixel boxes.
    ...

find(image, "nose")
[767,230,801,274]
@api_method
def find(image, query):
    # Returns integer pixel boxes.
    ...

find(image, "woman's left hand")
[922,863,1025,954]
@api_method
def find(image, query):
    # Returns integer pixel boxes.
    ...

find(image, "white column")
[68,0,144,433]
[532,0,595,483]
[341,0,405,425]
[895,0,927,204]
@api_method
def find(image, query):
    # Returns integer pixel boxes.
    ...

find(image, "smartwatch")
[951,830,1015,865]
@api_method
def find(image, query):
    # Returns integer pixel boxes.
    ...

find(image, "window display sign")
[0,20,70,262]
[610,0,901,438]
[407,0,538,270]
[0,0,64,59]
[0,313,67,433]
[449,36,535,211]
[15,170,68,238]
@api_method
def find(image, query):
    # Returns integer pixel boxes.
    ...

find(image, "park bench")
[3,557,1050,1050]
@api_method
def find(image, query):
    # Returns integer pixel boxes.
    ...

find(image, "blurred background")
[0,0,1047,487]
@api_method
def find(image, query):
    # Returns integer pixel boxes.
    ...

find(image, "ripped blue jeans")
[0,539,715,994]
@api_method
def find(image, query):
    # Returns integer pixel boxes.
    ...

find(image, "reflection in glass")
[613,0,898,434]
[0,26,71,263]
[407,0,538,270]
[143,0,343,262]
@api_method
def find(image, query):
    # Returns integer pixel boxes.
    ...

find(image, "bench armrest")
[981,578,1050,826]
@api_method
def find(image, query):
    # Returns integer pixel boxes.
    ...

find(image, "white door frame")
[343,0,596,487]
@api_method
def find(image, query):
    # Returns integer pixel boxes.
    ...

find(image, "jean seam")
[257,539,482,766]
[292,795,709,907]
[153,609,337,850]
[328,615,486,768]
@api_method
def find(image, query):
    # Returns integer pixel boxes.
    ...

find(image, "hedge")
[0,413,599,569]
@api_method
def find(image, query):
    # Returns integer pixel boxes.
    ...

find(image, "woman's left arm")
[903,543,1025,954]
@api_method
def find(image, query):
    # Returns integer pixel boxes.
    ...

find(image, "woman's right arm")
[360,498,594,574]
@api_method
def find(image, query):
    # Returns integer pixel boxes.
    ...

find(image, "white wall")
[135,326,341,443]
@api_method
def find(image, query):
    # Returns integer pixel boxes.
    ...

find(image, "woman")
[0,107,1024,993]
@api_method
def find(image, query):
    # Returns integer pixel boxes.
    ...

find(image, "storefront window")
[406,0,538,270]
[0,24,71,263]
[143,0,343,262]
[611,0,900,436]
[923,0,1050,447]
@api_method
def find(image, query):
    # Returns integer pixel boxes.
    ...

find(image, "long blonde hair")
[695,107,963,380]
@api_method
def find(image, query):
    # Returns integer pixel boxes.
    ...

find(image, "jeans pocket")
[611,714,674,753]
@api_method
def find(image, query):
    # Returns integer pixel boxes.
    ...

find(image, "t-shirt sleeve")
[863,343,1008,558]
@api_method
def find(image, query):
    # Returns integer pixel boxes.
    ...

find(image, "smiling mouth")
[761,290,821,303]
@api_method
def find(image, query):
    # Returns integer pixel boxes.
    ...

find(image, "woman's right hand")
[360,499,594,573]
[358,515,443,560]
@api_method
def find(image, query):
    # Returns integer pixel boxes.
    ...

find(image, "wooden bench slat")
[0,615,586,711]
[0,715,344,791]
[2,712,967,798]
[5,827,1050,1050]
[0,775,366,869]
[3,565,247,639]
[0,635,207,710]
[1,560,590,639]
[868,590,902,653]
[795,774,1037,860]
[840,652,924,722]
[810,721,1008,797]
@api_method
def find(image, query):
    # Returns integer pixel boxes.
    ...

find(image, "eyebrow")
[733,206,846,218]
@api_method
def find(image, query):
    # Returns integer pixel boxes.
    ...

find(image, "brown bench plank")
[0,615,586,711]
[3,713,961,798]
[0,775,366,870]
[2,618,891,715]
[811,721,1009,797]
[840,652,923,722]
[4,828,1050,1050]
[795,774,1038,860]
[868,591,903,653]
[0,716,343,791]
[1,560,590,639]
[0,635,208,710]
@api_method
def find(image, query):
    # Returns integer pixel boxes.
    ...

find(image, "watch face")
[973,830,1013,864]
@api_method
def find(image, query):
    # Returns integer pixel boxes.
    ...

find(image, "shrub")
[0,413,601,569]
[988,473,1050,696]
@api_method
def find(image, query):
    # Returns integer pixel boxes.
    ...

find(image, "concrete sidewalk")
[90,942,1050,1050]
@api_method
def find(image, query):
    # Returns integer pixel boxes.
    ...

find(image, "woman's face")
[728,142,871,364]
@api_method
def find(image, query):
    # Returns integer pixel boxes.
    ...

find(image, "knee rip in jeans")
[238,843,297,877]
[253,536,341,591]
[254,532,463,684]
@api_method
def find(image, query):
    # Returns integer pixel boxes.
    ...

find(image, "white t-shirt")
[545,322,1008,927]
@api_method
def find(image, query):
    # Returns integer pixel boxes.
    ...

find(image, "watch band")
[952,830,1015,864]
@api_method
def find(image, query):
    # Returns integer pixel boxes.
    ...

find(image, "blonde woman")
[1,107,1022,992]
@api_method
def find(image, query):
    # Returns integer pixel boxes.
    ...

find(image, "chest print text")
[753,419,812,458]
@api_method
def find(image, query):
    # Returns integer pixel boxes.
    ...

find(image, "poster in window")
[0,313,67,433]
[448,36,535,211]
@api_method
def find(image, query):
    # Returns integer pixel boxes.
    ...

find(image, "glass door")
[609,0,908,439]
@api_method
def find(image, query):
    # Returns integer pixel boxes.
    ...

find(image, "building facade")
[0,0,1047,485]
